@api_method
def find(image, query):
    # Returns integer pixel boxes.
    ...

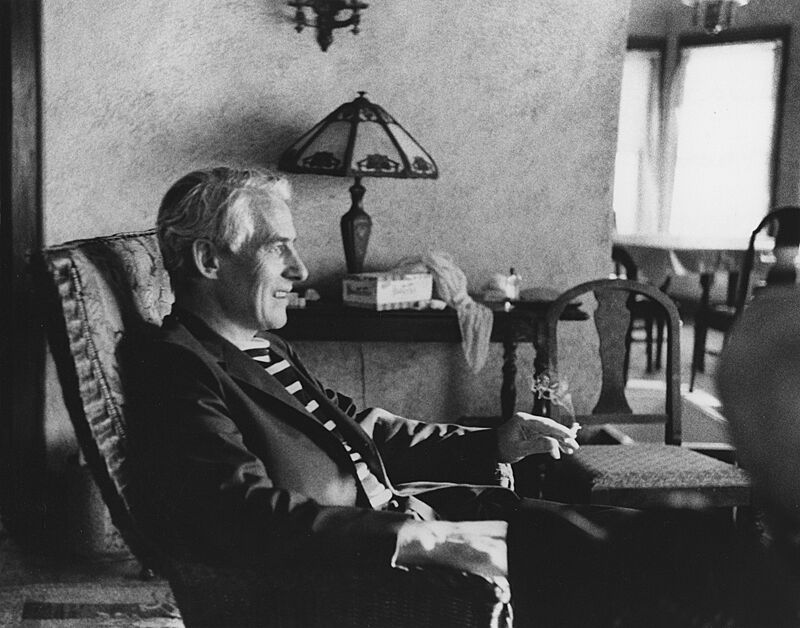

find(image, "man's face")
[214,196,308,333]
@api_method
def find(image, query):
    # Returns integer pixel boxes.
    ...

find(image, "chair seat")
[544,444,751,509]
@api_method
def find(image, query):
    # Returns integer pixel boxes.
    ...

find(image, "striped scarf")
[238,337,393,510]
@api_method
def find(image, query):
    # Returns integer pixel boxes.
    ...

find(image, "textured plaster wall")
[41,0,630,460]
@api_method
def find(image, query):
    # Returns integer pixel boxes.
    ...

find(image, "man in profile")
[134,166,603,626]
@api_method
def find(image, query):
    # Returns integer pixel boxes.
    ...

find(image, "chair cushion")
[45,231,173,501]
[544,444,751,508]
[43,231,174,566]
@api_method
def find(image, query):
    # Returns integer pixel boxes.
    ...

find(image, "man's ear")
[191,239,221,279]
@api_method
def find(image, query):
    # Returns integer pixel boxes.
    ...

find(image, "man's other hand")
[392,520,508,581]
[496,412,580,463]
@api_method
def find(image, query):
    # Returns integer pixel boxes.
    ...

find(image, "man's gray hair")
[157,167,291,284]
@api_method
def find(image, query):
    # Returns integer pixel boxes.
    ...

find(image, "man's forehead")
[254,197,296,240]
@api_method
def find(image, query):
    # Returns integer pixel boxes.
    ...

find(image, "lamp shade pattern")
[279,93,438,180]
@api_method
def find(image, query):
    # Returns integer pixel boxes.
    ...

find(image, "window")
[668,37,783,237]
[613,43,663,234]
[613,31,786,238]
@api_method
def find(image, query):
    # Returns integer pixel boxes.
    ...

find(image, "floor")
[628,311,722,393]
[0,533,179,626]
[0,320,726,626]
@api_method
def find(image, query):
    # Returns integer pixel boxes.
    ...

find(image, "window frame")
[0,0,45,536]
[627,36,667,92]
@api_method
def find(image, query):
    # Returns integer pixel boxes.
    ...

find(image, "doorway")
[0,0,45,537]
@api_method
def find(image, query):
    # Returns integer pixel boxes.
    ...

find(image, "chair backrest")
[545,278,682,445]
[735,206,800,313]
[38,229,173,565]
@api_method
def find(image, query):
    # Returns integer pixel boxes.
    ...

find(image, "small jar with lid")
[506,267,521,300]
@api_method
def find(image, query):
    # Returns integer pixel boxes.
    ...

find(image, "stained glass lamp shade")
[279,92,438,274]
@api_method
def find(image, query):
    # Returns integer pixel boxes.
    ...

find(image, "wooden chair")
[38,229,511,628]
[691,206,800,390]
[540,278,750,509]
[611,244,671,375]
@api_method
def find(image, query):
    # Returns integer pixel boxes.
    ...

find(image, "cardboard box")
[342,272,433,310]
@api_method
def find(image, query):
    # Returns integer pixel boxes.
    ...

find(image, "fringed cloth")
[393,252,493,373]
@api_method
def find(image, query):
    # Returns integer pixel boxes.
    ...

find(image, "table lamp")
[279,92,438,274]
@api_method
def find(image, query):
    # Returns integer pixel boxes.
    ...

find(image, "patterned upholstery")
[551,444,750,508]
[42,230,172,564]
[573,444,748,488]
[39,230,511,628]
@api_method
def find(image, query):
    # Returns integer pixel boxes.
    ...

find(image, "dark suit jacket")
[130,308,514,569]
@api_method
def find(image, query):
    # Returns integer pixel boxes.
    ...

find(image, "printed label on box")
[342,273,433,309]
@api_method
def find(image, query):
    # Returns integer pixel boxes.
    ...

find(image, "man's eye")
[267,242,290,255]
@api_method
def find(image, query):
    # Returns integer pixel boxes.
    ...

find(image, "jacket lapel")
[170,309,393,496]
[265,337,395,488]
[171,310,352,458]
[219,340,314,418]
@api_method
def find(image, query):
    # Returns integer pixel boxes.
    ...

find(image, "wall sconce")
[287,0,368,51]
[279,92,438,274]
[681,0,751,35]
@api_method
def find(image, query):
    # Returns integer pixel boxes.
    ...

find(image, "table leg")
[501,340,517,420]
[693,272,714,376]
[726,271,740,306]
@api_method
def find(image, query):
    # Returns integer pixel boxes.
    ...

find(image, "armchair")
[38,229,511,628]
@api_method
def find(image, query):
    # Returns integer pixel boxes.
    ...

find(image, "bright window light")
[669,40,782,237]
[613,48,662,234]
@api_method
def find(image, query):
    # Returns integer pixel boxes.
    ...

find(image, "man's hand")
[496,412,580,463]
[392,520,508,581]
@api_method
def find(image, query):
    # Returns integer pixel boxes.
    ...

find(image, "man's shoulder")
[127,313,219,369]
[158,314,202,346]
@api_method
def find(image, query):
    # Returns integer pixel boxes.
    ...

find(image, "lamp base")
[341,177,372,274]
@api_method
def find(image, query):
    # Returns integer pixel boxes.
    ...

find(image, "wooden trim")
[0,0,44,536]
[627,36,667,52]
[678,24,790,48]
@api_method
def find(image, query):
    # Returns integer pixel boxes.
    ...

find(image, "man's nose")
[285,250,309,282]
